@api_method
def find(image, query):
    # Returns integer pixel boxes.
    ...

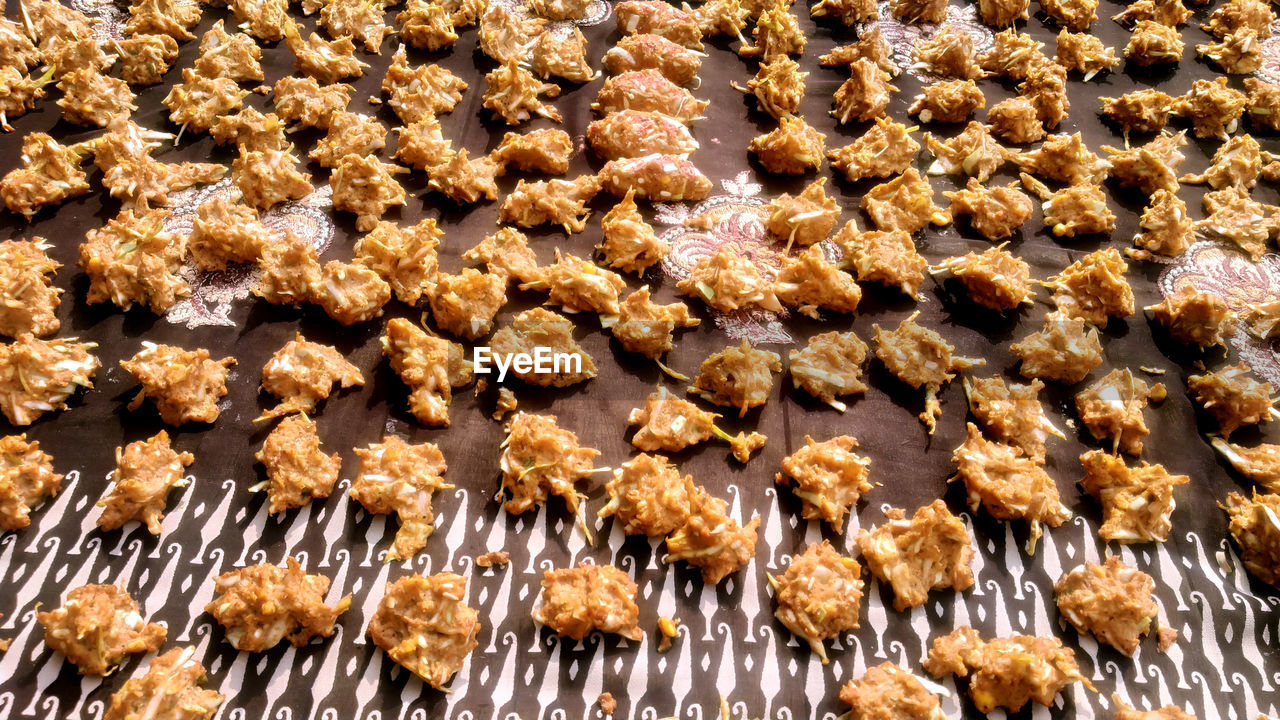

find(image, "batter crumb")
[476,551,511,568]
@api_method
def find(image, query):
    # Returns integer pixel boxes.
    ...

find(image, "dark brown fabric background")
[1,0,1278,718]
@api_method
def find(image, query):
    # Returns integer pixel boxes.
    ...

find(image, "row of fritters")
[17,536,1195,718]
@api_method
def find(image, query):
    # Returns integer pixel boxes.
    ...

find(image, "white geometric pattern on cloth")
[161,178,334,329]
[1159,240,1280,388]
[1,473,1276,719]
[857,0,994,82]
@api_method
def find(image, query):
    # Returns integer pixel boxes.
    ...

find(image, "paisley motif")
[1159,240,1280,386]
[656,171,793,345]
[858,0,995,81]
[161,178,334,329]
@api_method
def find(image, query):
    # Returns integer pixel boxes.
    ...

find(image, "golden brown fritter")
[0,238,61,338]
[688,339,782,416]
[97,430,194,534]
[1130,189,1192,260]
[533,563,643,641]
[329,154,406,232]
[1080,449,1189,543]
[874,313,984,433]
[207,558,350,652]
[381,318,471,427]
[770,541,862,664]
[1172,77,1247,140]
[351,435,450,560]
[1045,248,1133,326]
[354,218,442,305]
[609,288,699,359]
[831,58,897,124]
[627,385,719,452]
[1221,490,1280,587]
[37,584,166,675]
[499,412,599,515]
[1075,368,1163,456]
[952,423,1070,553]
[857,501,974,610]
[599,453,698,537]
[102,647,223,720]
[260,334,363,421]
[748,115,826,175]
[774,245,862,320]
[665,492,760,583]
[776,435,871,532]
[788,330,868,411]
[860,168,949,235]
[839,663,946,720]
[1147,286,1237,349]
[0,334,99,427]
[827,118,920,182]
[602,33,702,85]
[121,343,234,426]
[367,573,480,689]
[1010,311,1103,384]
[1188,363,1276,438]
[0,433,62,531]
[489,308,597,387]
[1055,556,1160,655]
[597,154,713,201]
[923,626,1093,713]
[763,178,841,248]
[964,376,1060,460]
[255,413,340,515]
